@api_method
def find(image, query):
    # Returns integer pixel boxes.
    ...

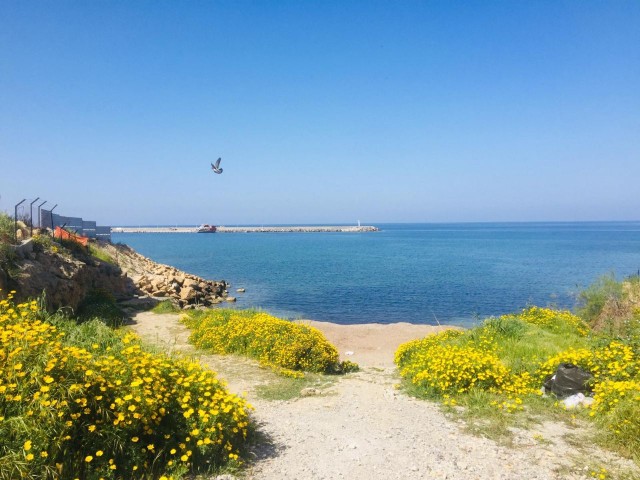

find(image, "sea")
[111,222,640,328]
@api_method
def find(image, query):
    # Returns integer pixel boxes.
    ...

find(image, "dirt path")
[128,312,635,480]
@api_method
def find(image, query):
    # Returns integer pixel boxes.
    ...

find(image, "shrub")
[506,306,588,336]
[88,243,116,265]
[76,289,125,327]
[577,274,637,337]
[151,300,180,314]
[590,380,640,460]
[395,304,640,463]
[535,341,639,385]
[396,308,594,401]
[405,342,511,395]
[0,213,13,244]
[0,214,17,279]
[182,309,358,375]
[0,291,252,479]
[31,233,53,253]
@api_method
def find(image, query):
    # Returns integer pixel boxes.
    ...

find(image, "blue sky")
[1,1,639,225]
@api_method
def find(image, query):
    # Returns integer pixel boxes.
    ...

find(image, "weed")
[256,374,337,401]
[76,289,125,327]
[151,300,180,314]
[87,243,116,264]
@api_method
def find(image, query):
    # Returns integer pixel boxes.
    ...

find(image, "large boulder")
[180,286,198,301]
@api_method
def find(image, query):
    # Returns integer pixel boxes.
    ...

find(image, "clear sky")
[1,1,639,226]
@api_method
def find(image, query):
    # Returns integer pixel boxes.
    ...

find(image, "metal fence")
[40,209,111,242]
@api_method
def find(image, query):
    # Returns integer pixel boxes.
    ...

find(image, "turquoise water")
[112,222,640,327]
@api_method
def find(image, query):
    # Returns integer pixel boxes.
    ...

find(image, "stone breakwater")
[112,225,379,233]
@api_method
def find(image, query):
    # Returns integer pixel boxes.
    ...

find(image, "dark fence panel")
[40,209,111,242]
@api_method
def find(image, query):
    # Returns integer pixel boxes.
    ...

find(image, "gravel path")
[128,312,636,480]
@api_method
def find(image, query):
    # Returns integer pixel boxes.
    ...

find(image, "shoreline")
[296,319,455,367]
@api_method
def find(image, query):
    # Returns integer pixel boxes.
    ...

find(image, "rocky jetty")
[98,243,230,309]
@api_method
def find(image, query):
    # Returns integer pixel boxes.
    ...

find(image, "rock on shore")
[100,242,229,309]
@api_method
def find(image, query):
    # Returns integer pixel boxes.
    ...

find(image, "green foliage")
[30,234,53,253]
[0,244,16,274]
[87,243,116,265]
[76,289,125,327]
[255,374,337,401]
[395,305,640,464]
[0,213,13,244]
[591,380,640,462]
[182,309,359,375]
[483,316,527,339]
[0,295,252,479]
[578,273,625,325]
[58,237,88,257]
[0,213,17,278]
[151,300,180,314]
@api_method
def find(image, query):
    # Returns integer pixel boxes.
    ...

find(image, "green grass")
[487,323,588,374]
[88,243,116,264]
[255,374,338,401]
[151,299,180,314]
[0,212,14,244]
[0,213,17,279]
[76,289,126,327]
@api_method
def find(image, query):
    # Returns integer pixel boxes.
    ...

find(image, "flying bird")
[211,157,223,174]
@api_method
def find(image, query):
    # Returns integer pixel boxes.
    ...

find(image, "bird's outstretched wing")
[211,157,223,174]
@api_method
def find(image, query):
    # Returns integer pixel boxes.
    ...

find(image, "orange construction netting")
[54,226,89,246]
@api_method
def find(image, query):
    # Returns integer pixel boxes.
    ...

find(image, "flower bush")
[536,341,638,384]
[395,305,640,462]
[182,309,358,375]
[590,380,640,458]
[395,328,537,399]
[0,291,252,479]
[500,306,589,336]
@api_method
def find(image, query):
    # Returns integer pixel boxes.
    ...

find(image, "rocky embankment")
[100,242,232,309]
[2,236,231,311]
[3,238,130,311]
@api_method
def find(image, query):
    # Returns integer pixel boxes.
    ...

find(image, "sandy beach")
[299,320,453,367]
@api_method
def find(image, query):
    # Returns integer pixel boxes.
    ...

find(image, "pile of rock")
[101,243,233,309]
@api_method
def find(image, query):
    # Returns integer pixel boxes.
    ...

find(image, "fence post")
[14,199,26,244]
[49,204,58,236]
[37,200,47,228]
[29,197,40,237]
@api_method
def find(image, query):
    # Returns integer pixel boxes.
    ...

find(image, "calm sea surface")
[112,223,640,327]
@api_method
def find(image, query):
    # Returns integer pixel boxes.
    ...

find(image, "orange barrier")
[54,226,89,246]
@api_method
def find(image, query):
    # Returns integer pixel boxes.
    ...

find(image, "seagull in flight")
[211,157,223,174]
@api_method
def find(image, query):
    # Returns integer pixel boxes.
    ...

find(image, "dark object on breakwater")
[196,224,217,233]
